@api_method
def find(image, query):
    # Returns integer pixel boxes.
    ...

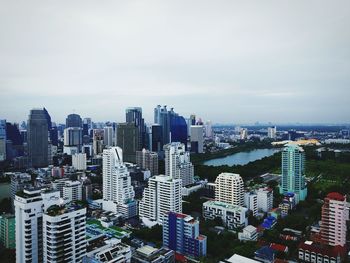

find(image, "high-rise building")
[0,214,15,249]
[215,173,244,206]
[240,128,248,140]
[267,126,277,139]
[279,144,307,202]
[139,175,182,224]
[190,125,204,153]
[103,126,114,147]
[150,124,163,154]
[204,120,213,138]
[117,123,139,163]
[103,147,136,219]
[154,105,188,148]
[72,153,87,171]
[163,212,207,258]
[257,187,273,213]
[164,142,194,187]
[27,108,49,167]
[63,127,83,154]
[126,107,145,149]
[92,129,104,156]
[15,189,61,263]
[66,113,82,128]
[43,203,86,263]
[0,119,6,161]
[320,192,349,247]
[136,149,159,176]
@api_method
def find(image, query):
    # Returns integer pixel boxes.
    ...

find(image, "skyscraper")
[0,119,6,161]
[163,212,207,258]
[164,142,194,186]
[190,125,204,153]
[117,123,139,163]
[279,144,308,202]
[66,113,82,128]
[136,149,159,176]
[139,175,182,224]
[215,173,244,206]
[150,124,162,153]
[320,192,349,247]
[92,129,104,156]
[154,105,187,147]
[103,126,114,147]
[126,107,145,149]
[27,108,48,167]
[63,127,83,154]
[204,120,213,138]
[103,147,136,219]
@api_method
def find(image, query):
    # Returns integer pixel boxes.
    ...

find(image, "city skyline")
[1,1,350,124]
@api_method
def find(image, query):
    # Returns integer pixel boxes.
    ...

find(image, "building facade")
[139,175,182,224]
[279,144,307,202]
[164,142,194,187]
[136,149,159,176]
[202,201,248,229]
[215,173,244,206]
[27,109,49,167]
[0,214,15,249]
[163,212,207,258]
[190,125,204,154]
[103,147,136,219]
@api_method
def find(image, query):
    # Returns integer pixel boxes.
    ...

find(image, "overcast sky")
[1,0,349,124]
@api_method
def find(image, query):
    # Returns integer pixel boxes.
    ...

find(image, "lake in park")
[203,148,280,167]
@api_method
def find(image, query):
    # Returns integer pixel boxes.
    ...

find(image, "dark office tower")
[28,109,48,167]
[154,105,171,145]
[126,107,145,149]
[190,114,196,126]
[50,124,58,146]
[66,113,82,128]
[151,124,163,153]
[117,123,139,163]
[170,115,188,146]
[5,122,24,159]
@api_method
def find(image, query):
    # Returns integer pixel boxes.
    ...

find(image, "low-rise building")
[298,241,346,263]
[238,225,258,241]
[132,245,175,263]
[202,201,248,229]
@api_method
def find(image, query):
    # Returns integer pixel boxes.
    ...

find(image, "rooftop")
[203,200,246,212]
[326,192,345,202]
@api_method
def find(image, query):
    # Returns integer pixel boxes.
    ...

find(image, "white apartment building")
[139,175,182,224]
[267,126,277,139]
[215,173,244,206]
[102,147,136,219]
[257,187,274,213]
[63,181,83,202]
[15,189,62,263]
[164,142,194,187]
[72,153,87,171]
[202,200,248,229]
[238,225,258,241]
[244,192,258,217]
[43,204,86,263]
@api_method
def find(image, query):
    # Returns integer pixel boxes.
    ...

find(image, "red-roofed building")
[270,243,288,253]
[298,241,347,263]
